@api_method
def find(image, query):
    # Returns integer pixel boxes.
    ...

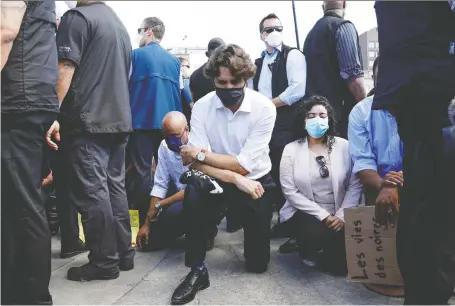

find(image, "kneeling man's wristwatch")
[197,149,207,162]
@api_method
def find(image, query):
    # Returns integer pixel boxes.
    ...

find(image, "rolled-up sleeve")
[280,145,331,221]
[188,101,210,149]
[335,22,364,83]
[56,11,88,66]
[278,49,307,105]
[236,105,276,173]
[151,143,170,198]
[348,105,378,174]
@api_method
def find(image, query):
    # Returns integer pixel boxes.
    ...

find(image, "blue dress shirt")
[348,96,403,178]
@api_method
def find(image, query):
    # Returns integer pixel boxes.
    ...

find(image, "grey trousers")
[67,132,134,269]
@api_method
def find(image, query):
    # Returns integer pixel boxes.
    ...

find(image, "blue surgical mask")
[306,117,329,139]
[215,86,245,108]
[166,129,187,153]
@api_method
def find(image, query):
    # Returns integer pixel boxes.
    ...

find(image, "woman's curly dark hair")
[204,44,256,81]
[294,95,338,154]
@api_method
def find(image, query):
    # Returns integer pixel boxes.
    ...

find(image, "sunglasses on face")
[262,26,283,34]
[316,156,330,178]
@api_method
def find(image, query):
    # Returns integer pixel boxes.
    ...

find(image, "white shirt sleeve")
[236,104,276,173]
[150,142,171,199]
[188,100,210,150]
[278,49,307,105]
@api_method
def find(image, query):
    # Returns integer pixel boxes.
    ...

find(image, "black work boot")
[119,259,134,271]
[171,267,210,305]
[67,263,119,281]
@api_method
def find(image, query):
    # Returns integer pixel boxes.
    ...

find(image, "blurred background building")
[359,26,379,92]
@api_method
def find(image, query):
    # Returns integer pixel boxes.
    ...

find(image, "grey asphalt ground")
[50,218,454,305]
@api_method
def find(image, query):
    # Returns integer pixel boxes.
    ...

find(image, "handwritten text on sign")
[344,207,403,286]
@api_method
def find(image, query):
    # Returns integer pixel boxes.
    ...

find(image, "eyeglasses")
[137,24,162,34]
[262,26,283,34]
[316,156,330,178]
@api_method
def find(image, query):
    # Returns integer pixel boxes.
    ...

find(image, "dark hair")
[143,17,165,41]
[259,13,280,33]
[295,95,337,154]
[368,56,380,97]
[204,44,256,81]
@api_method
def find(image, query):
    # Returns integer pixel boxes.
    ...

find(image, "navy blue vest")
[253,44,300,147]
[303,12,360,124]
[129,42,182,130]
[373,1,455,111]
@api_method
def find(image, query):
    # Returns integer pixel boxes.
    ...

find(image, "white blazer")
[279,137,363,223]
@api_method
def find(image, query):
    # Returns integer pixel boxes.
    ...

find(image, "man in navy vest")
[251,13,307,252]
[127,16,184,229]
[374,2,455,304]
[303,0,367,139]
[1,1,58,303]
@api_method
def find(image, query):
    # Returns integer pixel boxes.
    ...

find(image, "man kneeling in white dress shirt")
[170,44,277,305]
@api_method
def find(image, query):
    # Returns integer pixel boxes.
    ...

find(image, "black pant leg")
[240,186,274,272]
[1,112,56,304]
[292,211,326,259]
[107,133,135,262]
[396,100,455,304]
[322,228,348,274]
[269,144,286,212]
[183,184,227,268]
[126,130,157,225]
[50,133,80,250]
[67,133,118,269]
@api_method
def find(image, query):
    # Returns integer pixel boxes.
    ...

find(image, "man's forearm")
[160,190,184,207]
[1,1,26,71]
[57,59,76,105]
[348,77,367,103]
[190,161,237,184]
[358,169,382,192]
[272,97,287,108]
[203,151,248,176]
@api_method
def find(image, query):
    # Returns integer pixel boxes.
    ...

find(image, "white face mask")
[64,1,77,9]
[136,32,147,46]
[265,31,283,48]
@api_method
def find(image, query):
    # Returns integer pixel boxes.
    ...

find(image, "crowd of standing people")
[1,0,454,305]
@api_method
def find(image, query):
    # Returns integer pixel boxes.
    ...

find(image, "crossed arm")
[1,1,26,71]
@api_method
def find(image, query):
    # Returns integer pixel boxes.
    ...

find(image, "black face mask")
[215,86,245,108]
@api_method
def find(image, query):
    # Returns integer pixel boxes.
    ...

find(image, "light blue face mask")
[306,117,329,139]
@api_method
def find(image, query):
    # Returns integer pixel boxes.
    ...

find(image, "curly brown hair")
[204,44,256,81]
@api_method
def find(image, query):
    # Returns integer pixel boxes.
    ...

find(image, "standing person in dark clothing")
[1,1,59,304]
[251,13,306,252]
[189,37,225,102]
[373,1,455,304]
[303,0,366,139]
[55,0,134,281]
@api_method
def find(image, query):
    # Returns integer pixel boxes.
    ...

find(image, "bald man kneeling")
[136,112,217,251]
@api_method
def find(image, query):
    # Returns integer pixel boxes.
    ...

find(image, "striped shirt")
[335,22,364,83]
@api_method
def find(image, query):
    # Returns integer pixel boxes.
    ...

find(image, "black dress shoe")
[67,263,119,281]
[278,237,299,254]
[60,239,88,259]
[206,227,218,251]
[119,259,134,271]
[171,267,210,305]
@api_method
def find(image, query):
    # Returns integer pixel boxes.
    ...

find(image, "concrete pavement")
[50,219,453,305]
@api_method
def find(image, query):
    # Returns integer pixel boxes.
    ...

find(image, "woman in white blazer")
[279,95,362,276]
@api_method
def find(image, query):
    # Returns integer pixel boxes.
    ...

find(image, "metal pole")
[292,0,300,50]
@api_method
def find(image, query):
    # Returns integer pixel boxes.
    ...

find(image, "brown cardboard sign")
[344,206,404,286]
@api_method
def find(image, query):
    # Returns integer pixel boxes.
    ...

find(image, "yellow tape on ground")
[78,210,140,247]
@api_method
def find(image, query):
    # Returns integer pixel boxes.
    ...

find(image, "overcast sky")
[105,1,377,55]
[56,1,377,70]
